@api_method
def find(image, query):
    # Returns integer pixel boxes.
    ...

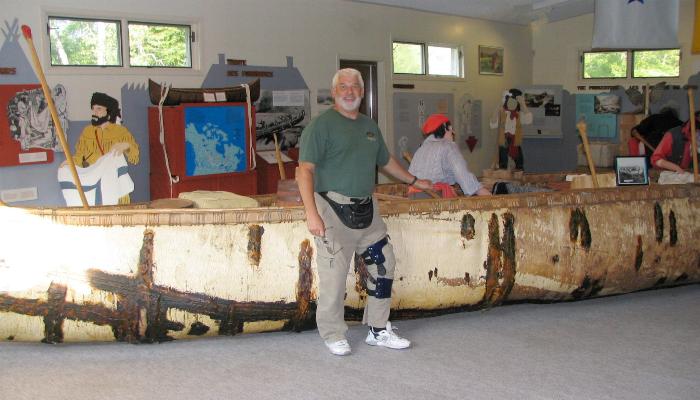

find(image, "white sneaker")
[365,321,411,349]
[325,339,352,356]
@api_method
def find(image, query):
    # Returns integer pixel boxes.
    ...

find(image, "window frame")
[427,43,463,78]
[42,10,200,74]
[581,50,628,80]
[127,20,193,69]
[631,48,681,79]
[47,16,124,68]
[581,48,681,80]
[392,40,426,76]
[392,39,464,79]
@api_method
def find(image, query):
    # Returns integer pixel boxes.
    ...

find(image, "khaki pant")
[314,192,395,342]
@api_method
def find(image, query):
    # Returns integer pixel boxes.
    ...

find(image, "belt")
[319,191,371,205]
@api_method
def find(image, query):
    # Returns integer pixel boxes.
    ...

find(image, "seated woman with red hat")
[408,114,491,199]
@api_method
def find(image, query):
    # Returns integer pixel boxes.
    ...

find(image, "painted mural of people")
[61,92,139,205]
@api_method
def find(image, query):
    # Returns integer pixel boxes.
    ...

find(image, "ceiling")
[349,0,594,25]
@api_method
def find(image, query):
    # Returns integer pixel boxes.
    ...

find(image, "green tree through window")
[633,49,680,78]
[48,16,193,69]
[583,51,627,79]
[393,42,424,74]
[582,49,680,79]
[49,18,121,66]
[128,23,191,67]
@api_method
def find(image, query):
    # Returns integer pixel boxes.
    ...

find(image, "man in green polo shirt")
[297,68,432,356]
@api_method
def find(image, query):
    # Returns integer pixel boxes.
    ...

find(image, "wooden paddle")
[272,132,286,180]
[644,84,650,117]
[401,151,413,164]
[686,85,699,182]
[21,25,89,209]
[576,117,599,188]
[271,132,303,206]
[631,131,656,153]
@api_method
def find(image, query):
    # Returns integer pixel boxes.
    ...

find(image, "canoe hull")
[148,78,261,106]
[1,184,699,343]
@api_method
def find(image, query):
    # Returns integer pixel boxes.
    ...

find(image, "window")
[582,51,627,79]
[393,42,424,75]
[633,49,680,78]
[128,22,192,68]
[393,41,462,77]
[582,49,681,79]
[48,15,194,69]
[428,45,460,76]
[48,17,122,67]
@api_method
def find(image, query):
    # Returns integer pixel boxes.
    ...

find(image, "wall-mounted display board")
[574,94,618,139]
[202,55,309,152]
[520,90,580,173]
[0,84,56,166]
[393,92,453,167]
[457,94,483,152]
[519,85,564,139]
[148,102,257,200]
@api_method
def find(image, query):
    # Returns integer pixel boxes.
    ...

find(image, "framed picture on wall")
[615,156,649,186]
[478,45,504,75]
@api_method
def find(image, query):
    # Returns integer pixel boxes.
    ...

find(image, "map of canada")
[184,106,247,176]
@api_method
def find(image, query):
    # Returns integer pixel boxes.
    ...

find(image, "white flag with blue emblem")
[592,0,679,49]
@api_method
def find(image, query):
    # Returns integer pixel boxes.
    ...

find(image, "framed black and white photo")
[615,156,649,186]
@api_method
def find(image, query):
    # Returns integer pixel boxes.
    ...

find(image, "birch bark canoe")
[1,183,698,343]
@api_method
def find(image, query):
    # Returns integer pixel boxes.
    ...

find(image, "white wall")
[4,0,532,185]
[532,0,700,91]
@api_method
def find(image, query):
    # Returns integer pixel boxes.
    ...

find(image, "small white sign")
[18,152,48,163]
[257,150,292,164]
[273,90,306,107]
[1,187,38,203]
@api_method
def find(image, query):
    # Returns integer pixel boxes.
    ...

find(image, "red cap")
[422,114,450,135]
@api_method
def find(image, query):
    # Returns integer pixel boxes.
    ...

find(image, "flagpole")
[686,85,698,183]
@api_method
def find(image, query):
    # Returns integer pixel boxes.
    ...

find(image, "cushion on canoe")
[178,190,259,209]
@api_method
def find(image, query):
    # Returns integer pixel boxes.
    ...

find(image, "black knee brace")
[361,236,388,276]
[373,277,393,299]
[360,236,393,298]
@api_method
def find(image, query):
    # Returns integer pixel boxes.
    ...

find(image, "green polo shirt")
[299,108,390,197]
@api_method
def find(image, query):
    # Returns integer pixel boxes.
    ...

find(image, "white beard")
[335,96,362,113]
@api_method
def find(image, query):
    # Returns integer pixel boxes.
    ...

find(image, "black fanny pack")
[318,192,373,229]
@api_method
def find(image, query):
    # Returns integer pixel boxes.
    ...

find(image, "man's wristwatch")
[409,176,418,185]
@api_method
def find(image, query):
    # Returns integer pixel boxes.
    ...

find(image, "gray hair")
[331,68,364,90]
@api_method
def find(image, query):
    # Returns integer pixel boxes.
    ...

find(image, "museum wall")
[532,0,700,91]
[1,0,532,205]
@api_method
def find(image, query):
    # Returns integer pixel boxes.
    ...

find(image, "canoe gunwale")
[4,183,699,227]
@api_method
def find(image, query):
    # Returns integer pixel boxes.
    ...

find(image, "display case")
[148,103,257,200]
